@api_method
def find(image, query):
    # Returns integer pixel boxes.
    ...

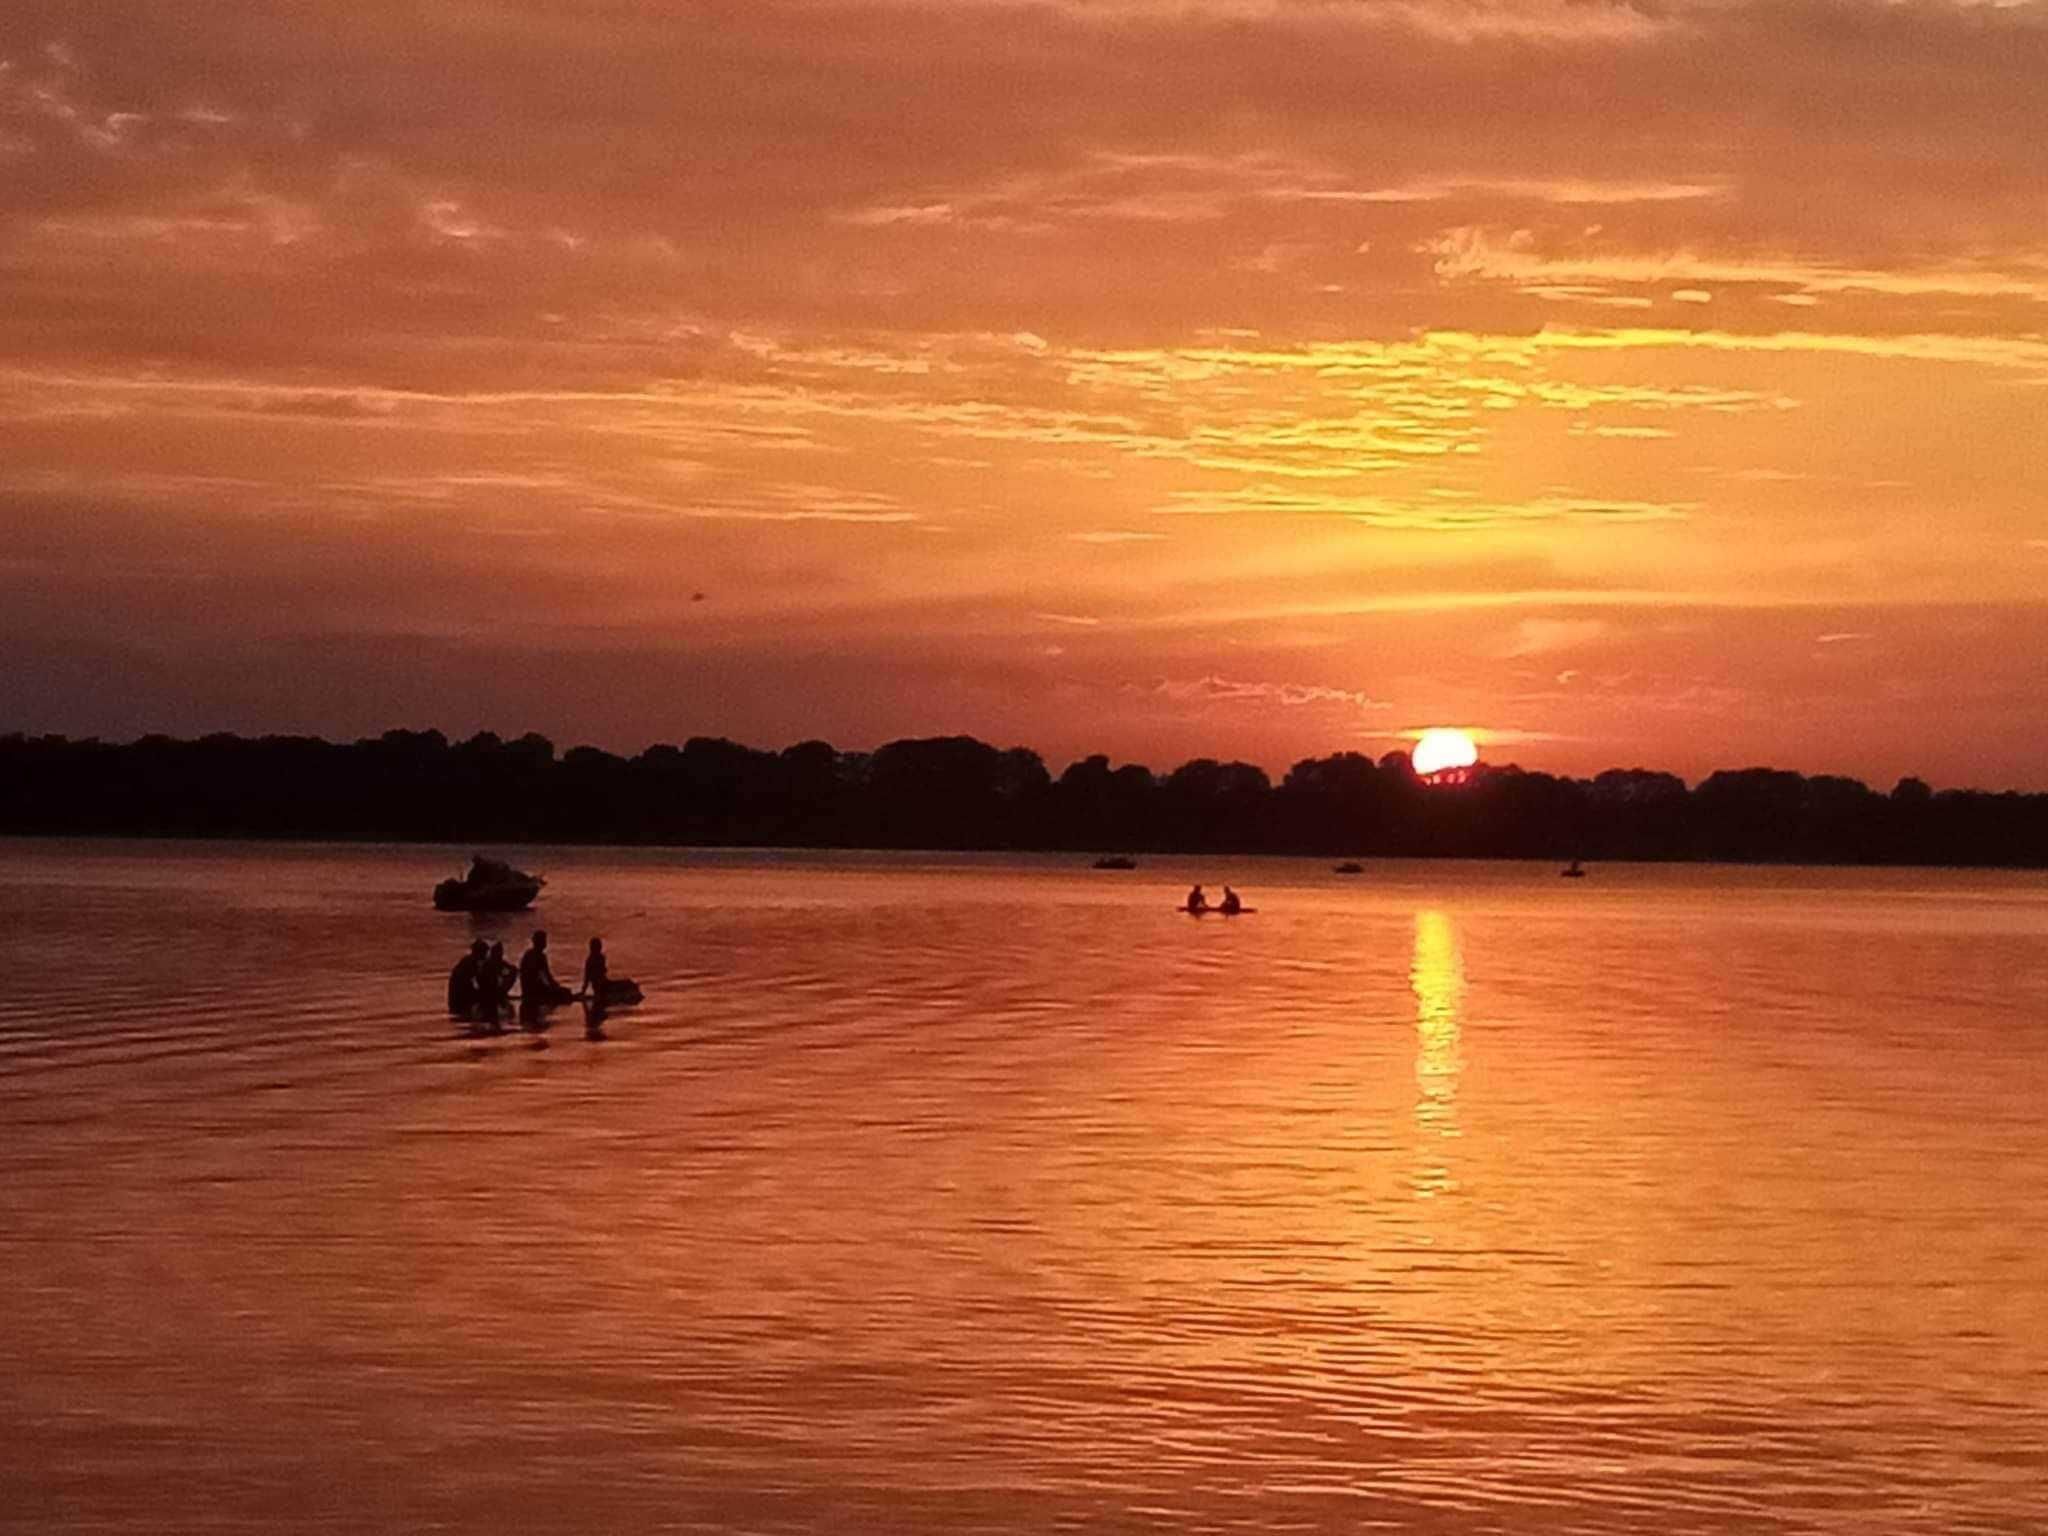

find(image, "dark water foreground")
[2,842,2045,1534]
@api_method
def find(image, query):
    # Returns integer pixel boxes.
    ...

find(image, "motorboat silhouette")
[434,855,545,911]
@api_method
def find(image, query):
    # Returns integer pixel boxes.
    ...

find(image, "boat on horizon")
[434,855,545,912]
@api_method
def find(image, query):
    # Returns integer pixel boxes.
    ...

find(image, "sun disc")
[1411,728,1479,777]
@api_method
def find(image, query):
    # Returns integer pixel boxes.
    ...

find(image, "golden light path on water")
[1410,909,1464,1201]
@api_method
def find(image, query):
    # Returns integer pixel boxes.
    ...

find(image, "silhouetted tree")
[864,736,1050,849]
[1276,752,1390,855]
[1,730,2043,866]
[1159,759,1273,852]
[1053,755,1159,851]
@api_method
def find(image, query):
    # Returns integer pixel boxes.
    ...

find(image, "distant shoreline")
[5,831,2046,877]
[7,729,2045,869]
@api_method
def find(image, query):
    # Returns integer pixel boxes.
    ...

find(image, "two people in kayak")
[1184,884,1244,915]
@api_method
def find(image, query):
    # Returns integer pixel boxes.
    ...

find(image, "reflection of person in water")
[448,939,487,1017]
[1220,886,1242,916]
[1186,884,1208,914]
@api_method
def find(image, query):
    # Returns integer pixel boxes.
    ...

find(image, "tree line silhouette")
[3,729,2044,866]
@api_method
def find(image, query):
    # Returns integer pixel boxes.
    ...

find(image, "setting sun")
[1411,729,1480,778]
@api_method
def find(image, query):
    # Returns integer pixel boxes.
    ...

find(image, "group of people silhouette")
[447,929,614,1034]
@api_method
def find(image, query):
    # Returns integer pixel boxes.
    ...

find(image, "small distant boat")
[1180,905,1256,917]
[1561,860,1588,879]
[1332,861,1365,875]
[434,855,545,911]
[1093,855,1139,871]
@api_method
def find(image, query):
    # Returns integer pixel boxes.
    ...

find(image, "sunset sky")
[4,0,2046,787]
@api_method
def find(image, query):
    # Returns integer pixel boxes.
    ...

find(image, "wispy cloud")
[1144,676,1391,710]
[1427,226,2048,305]
[1163,488,1693,528]
[1501,618,1609,657]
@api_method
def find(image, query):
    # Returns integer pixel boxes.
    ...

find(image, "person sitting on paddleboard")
[519,930,569,1006]
[1186,883,1208,914]
[1220,886,1242,916]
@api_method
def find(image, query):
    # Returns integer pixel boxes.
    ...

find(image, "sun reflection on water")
[1410,909,1465,1196]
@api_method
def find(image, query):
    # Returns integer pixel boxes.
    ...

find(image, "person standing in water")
[474,941,515,1032]
[448,939,488,1017]
[581,936,610,1039]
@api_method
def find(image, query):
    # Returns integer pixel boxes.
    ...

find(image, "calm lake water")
[2,841,2045,1533]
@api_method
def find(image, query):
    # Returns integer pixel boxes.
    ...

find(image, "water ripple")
[2,843,2047,1532]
